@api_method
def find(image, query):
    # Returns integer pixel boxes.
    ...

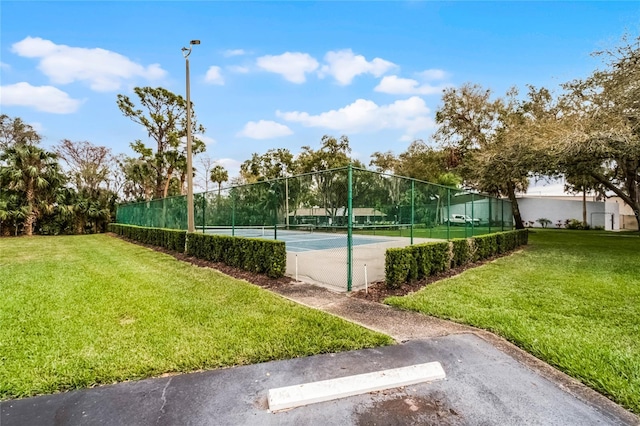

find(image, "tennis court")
[203,226,442,291]
[116,167,512,291]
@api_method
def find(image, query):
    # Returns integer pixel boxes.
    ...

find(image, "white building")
[517,196,620,230]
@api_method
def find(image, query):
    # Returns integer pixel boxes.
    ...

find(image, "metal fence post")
[411,180,415,245]
[232,192,236,236]
[447,188,451,241]
[347,164,353,292]
[488,198,492,234]
[202,194,206,233]
[471,193,475,237]
[162,197,167,229]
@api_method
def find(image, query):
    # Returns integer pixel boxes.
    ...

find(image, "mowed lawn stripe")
[386,230,640,414]
[0,234,392,399]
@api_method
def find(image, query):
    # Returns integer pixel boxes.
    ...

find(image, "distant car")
[445,214,481,226]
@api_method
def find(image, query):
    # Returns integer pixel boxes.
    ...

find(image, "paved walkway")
[1,281,638,426]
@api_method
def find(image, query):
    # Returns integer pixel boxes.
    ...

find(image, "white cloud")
[375,75,447,95]
[196,135,216,145]
[181,134,216,146]
[29,122,44,132]
[223,49,246,57]
[204,66,224,85]
[0,62,10,70]
[228,65,250,74]
[256,52,319,83]
[418,69,447,80]
[319,49,396,85]
[0,82,82,113]
[277,96,434,139]
[237,120,293,139]
[11,36,167,92]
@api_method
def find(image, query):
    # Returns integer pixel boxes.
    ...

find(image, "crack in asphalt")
[156,377,173,425]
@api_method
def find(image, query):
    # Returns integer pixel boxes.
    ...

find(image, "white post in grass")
[364,263,368,293]
[295,254,299,282]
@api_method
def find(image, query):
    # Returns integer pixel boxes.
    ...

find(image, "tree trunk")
[163,165,174,198]
[76,217,86,235]
[589,169,639,234]
[180,172,186,196]
[506,181,525,229]
[24,183,35,236]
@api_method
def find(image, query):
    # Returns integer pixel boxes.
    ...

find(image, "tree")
[0,144,65,236]
[54,139,116,196]
[240,148,295,182]
[0,114,41,151]
[434,84,533,229]
[116,86,206,199]
[210,165,229,197]
[297,135,354,173]
[563,172,603,228]
[369,150,399,174]
[196,155,215,192]
[1,115,66,236]
[297,135,360,221]
[118,155,155,201]
[548,36,640,230]
[396,140,450,183]
[0,193,29,236]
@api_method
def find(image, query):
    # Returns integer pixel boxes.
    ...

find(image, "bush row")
[108,223,186,252]
[385,229,528,288]
[186,233,286,278]
[107,224,285,278]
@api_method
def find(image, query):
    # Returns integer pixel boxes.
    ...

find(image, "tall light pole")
[182,39,200,233]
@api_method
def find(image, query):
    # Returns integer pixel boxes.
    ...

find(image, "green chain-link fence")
[116,165,513,290]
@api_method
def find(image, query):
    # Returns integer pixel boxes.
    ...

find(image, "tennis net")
[201,224,316,239]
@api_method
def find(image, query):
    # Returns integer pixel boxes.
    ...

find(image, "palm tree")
[210,165,228,198]
[0,144,64,235]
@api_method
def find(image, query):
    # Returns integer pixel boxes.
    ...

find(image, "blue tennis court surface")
[277,233,393,252]
[203,227,393,252]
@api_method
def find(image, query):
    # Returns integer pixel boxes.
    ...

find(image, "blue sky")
[2,1,639,191]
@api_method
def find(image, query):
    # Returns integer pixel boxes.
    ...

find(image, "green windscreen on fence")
[115,166,513,290]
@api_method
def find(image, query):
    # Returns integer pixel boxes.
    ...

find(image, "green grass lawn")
[0,234,392,400]
[387,229,640,414]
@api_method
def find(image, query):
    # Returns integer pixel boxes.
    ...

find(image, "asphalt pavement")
[1,334,637,426]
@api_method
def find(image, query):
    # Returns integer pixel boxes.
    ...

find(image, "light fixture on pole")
[182,39,200,233]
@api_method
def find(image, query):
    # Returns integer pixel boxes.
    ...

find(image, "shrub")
[385,248,415,289]
[471,233,498,260]
[537,218,552,228]
[186,233,286,278]
[108,224,186,252]
[451,239,472,268]
[384,229,528,288]
[108,224,285,278]
[565,219,590,230]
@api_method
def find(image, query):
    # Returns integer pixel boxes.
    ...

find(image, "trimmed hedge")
[385,242,450,289]
[107,224,286,278]
[108,223,186,252]
[385,229,528,288]
[186,233,286,278]
[451,239,472,268]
